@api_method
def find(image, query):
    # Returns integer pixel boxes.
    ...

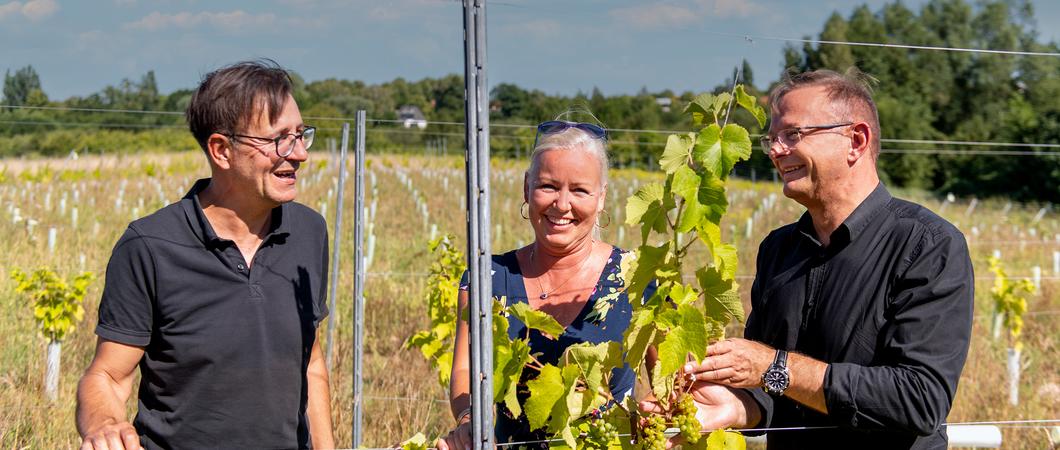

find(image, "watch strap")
[775,349,788,368]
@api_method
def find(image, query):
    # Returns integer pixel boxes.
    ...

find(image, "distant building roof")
[397,105,428,129]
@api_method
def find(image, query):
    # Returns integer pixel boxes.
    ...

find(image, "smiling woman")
[437,115,653,449]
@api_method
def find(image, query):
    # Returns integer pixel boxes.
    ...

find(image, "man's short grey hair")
[526,127,610,190]
[769,67,881,157]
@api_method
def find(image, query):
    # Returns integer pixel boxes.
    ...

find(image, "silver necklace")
[530,240,594,300]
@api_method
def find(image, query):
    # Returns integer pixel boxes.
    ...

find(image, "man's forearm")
[306,355,334,449]
[76,371,133,436]
[784,352,829,414]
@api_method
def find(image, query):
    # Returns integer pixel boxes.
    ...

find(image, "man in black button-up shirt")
[681,69,974,449]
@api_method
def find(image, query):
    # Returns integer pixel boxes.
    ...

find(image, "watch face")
[764,366,789,391]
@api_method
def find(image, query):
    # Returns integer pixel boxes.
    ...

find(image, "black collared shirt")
[96,178,329,449]
[745,183,974,450]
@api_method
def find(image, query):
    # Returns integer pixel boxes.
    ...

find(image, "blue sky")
[2,0,1059,101]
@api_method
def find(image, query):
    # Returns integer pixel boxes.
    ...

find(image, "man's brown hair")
[186,59,294,152]
[768,67,881,157]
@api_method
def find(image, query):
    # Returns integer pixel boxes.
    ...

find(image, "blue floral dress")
[460,246,650,446]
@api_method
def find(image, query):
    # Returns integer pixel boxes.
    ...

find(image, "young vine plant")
[403,86,763,450]
[987,256,1035,351]
[404,235,466,389]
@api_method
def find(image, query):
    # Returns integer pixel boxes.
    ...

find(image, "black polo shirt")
[96,178,329,449]
[745,183,973,450]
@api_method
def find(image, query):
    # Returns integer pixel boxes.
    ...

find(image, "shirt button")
[237,263,246,271]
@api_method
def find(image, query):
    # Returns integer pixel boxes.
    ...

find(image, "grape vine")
[404,235,466,388]
[405,87,762,449]
[987,256,1035,351]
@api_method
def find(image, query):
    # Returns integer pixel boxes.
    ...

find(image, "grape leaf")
[625,182,674,243]
[684,93,716,127]
[672,167,705,234]
[509,302,565,339]
[673,166,728,230]
[652,304,708,405]
[695,124,752,179]
[552,365,584,446]
[696,266,744,325]
[565,341,623,395]
[706,429,746,450]
[495,338,531,418]
[622,242,668,303]
[399,433,429,450]
[525,365,565,430]
[693,124,722,173]
[660,133,695,174]
[623,309,658,371]
[696,221,737,278]
[711,93,732,121]
[735,85,767,128]
[668,282,698,307]
[698,175,728,226]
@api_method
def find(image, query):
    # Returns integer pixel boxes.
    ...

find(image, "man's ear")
[848,122,872,164]
[206,133,232,169]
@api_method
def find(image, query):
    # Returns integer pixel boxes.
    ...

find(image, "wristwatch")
[762,349,790,396]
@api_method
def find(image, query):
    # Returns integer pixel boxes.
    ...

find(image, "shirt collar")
[796,182,891,248]
[180,178,289,247]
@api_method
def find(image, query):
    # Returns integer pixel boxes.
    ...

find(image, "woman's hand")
[683,338,775,388]
[435,418,473,450]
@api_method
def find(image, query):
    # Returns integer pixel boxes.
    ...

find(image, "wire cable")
[704,30,1060,57]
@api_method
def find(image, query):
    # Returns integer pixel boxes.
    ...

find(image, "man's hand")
[683,338,775,388]
[77,339,144,450]
[79,419,141,450]
[435,418,472,450]
[639,382,761,448]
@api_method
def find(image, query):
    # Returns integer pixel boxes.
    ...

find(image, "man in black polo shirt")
[76,60,334,449]
[677,69,974,449]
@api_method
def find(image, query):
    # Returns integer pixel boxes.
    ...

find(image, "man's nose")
[286,138,309,162]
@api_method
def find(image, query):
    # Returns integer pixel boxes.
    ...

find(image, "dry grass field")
[0,150,1056,448]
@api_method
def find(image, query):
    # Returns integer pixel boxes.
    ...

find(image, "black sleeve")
[314,219,330,327]
[823,225,974,435]
[741,231,777,434]
[96,226,157,347]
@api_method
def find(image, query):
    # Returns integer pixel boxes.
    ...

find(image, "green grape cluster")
[636,414,667,450]
[583,417,619,450]
[673,393,700,444]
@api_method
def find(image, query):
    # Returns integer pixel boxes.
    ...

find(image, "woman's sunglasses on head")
[533,121,608,148]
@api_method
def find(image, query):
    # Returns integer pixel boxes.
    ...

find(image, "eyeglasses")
[228,126,316,158]
[759,122,853,155]
[533,121,607,148]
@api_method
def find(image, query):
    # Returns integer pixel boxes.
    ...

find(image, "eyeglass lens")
[278,127,315,157]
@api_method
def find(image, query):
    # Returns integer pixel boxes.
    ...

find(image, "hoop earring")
[596,209,611,228]
[520,201,529,220]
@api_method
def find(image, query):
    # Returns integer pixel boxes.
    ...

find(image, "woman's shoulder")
[460,249,523,287]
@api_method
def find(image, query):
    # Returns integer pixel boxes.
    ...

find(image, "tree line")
[1,0,1057,202]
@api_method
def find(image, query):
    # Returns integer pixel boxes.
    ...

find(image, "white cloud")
[21,0,56,20]
[610,3,699,30]
[611,0,772,30]
[503,18,564,40]
[706,0,769,18]
[0,0,58,21]
[0,2,21,19]
[124,10,277,31]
